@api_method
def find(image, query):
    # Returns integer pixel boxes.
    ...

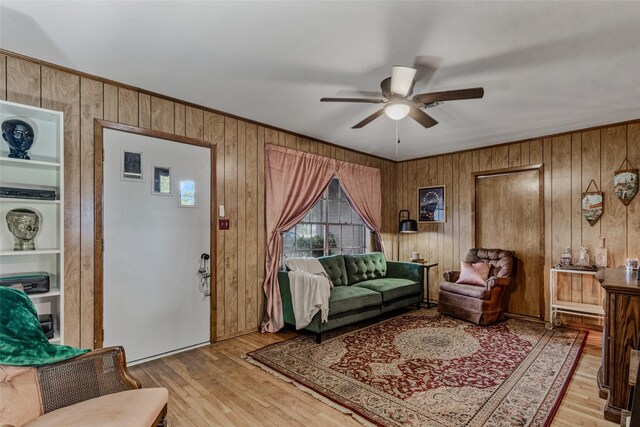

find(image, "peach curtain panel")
[262,145,337,332]
[336,162,385,254]
[261,145,385,333]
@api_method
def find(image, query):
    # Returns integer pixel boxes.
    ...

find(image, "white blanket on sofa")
[285,258,332,329]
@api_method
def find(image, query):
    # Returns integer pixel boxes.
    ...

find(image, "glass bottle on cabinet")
[595,235,608,269]
[0,100,64,343]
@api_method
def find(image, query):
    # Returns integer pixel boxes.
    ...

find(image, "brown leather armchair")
[438,248,514,325]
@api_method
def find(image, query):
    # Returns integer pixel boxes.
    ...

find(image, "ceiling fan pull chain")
[395,121,399,159]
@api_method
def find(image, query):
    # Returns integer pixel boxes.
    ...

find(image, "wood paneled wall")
[3,48,637,339]
[0,52,397,346]
[396,123,640,322]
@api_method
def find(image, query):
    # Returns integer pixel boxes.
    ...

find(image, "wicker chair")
[0,346,167,427]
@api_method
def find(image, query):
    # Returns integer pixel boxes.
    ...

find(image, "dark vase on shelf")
[2,119,35,159]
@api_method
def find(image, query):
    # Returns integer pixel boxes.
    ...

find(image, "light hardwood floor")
[130,326,617,426]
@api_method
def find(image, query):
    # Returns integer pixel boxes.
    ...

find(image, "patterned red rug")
[246,310,587,427]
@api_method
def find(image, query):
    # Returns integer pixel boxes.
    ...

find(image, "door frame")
[471,164,545,319]
[93,119,217,348]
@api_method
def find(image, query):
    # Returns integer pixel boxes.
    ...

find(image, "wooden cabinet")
[0,100,65,343]
[597,268,640,423]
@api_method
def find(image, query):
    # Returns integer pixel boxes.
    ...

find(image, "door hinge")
[102,329,104,341]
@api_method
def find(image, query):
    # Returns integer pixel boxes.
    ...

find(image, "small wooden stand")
[548,267,604,328]
[413,262,438,308]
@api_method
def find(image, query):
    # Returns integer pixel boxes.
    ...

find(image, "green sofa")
[278,252,424,343]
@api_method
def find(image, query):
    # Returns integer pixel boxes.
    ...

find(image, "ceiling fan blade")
[336,90,381,98]
[412,55,443,86]
[320,97,385,103]
[352,109,386,129]
[390,66,417,96]
[408,107,438,128]
[413,87,484,104]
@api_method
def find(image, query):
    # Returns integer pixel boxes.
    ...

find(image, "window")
[283,178,368,259]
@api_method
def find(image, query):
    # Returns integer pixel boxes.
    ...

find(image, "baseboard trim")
[128,341,210,366]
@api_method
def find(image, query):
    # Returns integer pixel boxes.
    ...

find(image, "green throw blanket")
[0,287,89,366]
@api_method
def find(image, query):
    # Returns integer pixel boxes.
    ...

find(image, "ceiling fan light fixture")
[390,66,417,96]
[384,103,411,120]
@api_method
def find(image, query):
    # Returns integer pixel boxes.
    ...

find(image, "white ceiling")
[2,1,640,161]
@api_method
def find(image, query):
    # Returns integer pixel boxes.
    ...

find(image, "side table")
[415,262,438,308]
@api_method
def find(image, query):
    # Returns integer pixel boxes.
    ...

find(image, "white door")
[103,129,211,363]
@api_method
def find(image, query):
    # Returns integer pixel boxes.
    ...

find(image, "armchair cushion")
[440,282,490,300]
[25,388,168,427]
[456,261,490,286]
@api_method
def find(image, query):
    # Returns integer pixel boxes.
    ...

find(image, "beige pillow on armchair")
[456,261,490,286]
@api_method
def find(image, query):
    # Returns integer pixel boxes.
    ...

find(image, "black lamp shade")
[399,219,418,233]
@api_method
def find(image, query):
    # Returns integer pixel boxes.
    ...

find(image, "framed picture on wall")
[122,150,144,181]
[418,186,446,223]
[179,179,197,207]
[152,166,172,195]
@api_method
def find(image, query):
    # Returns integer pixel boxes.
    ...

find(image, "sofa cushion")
[318,255,349,286]
[344,253,387,285]
[354,278,420,302]
[328,286,382,315]
[440,281,490,300]
[25,388,168,427]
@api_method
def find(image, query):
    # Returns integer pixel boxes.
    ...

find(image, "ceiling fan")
[320,66,484,129]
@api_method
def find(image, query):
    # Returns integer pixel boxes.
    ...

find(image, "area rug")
[245,310,587,427]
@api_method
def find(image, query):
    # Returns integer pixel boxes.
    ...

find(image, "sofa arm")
[278,271,296,326]
[386,261,424,285]
[487,276,511,289]
[443,270,460,283]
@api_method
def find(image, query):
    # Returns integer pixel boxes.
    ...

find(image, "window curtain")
[336,162,385,254]
[261,145,337,332]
